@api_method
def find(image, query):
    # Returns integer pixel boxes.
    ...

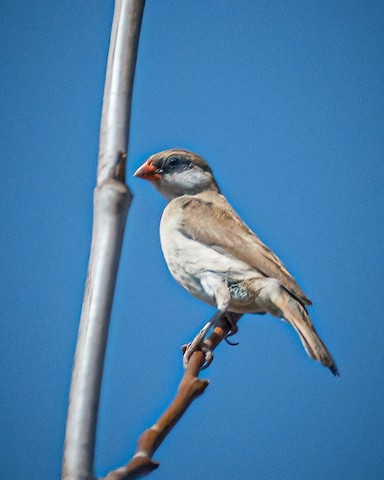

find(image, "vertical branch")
[62,2,145,480]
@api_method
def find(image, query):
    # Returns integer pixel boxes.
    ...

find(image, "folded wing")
[176,193,312,307]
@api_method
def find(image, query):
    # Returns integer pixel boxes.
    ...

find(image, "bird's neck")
[156,173,220,201]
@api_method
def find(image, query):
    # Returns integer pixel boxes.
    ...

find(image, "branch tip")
[103,313,242,479]
[103,456,159,480]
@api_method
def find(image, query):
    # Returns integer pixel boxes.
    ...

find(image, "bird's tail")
[276,292,339,376]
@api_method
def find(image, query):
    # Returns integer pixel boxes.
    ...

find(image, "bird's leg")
[224,312,241,336]
[183,273,230,368]
[224,312,242,345]
[182,310,222,368]
[221,274,240,342]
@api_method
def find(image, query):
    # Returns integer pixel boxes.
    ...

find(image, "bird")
[134,149,338,376]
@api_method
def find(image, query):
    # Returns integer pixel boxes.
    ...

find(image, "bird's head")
[134,149,220,200]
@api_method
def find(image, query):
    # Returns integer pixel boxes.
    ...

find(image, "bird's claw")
[224,335,239,346]
[182,340,214,369]
[224,315,239,346]
[201,342,214,369]
[224,314,239,336]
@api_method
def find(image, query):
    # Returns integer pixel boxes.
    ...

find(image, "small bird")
[134,149,338,375]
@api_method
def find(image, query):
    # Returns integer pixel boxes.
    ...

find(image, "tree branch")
[102,314,242,480]
[62,2,145,479]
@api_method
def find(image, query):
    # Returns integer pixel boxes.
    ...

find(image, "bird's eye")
[167,157,179,167]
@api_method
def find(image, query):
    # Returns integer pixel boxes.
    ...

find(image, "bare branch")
[62,2,145,479]
[102,314,242,480]
[98,0,145,185]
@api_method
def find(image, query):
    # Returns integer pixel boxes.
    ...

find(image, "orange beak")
[133,160,161,181]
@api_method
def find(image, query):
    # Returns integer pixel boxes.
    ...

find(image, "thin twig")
[102,314,242,480]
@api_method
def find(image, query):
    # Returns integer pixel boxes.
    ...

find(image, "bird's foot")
[224,335,239,346]
[182,338,214,369]
[182,318,215,368]
[201,341,214,369]
[224,313,240,346]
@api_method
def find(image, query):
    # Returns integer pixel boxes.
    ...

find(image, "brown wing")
[175,192,312,306]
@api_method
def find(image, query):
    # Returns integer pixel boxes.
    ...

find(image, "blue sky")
[1,1,384,479]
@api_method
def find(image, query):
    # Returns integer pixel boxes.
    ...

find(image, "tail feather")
[275,293,339,376]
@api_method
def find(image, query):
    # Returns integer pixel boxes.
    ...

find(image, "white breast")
[159,202,256,306]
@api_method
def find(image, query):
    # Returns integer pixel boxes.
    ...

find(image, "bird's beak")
[133,159,161,181]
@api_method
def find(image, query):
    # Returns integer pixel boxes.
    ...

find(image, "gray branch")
[62,2,145,479]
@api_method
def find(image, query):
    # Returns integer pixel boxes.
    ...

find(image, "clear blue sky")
[1,1,384,479]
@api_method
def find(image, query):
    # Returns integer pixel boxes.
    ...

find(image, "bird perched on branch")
[134,149,338,376]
